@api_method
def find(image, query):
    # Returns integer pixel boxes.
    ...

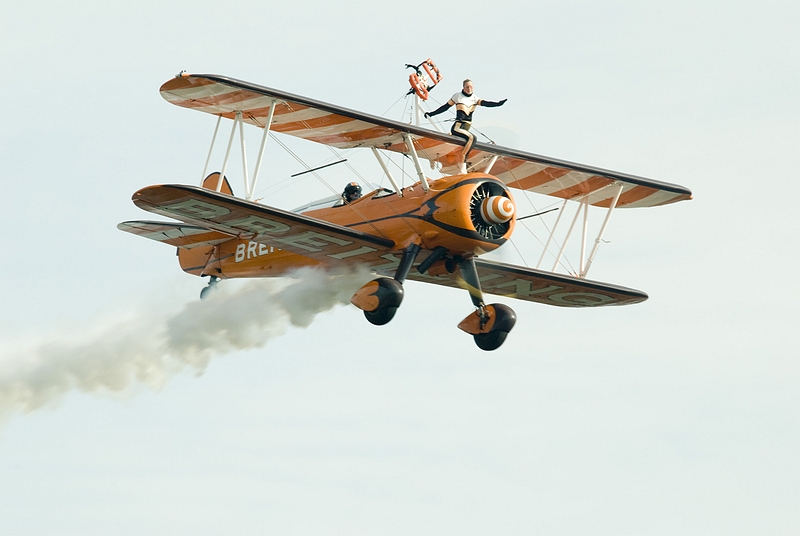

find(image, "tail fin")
[202,172,234,195]
[119,173,233,278]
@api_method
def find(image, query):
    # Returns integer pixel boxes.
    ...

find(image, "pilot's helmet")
[343,182,362,202]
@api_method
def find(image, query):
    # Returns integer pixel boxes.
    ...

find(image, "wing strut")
[239,110,249,196]
[553,199,584,273]
[371,147,403,196]
[580,196,589,276]
[483,155,499,174]
[536,182,625,277]
[402,134,430,191]
[201,116,222,184]
[582,182,624,277]
[536,199,569,269]
[215,111,239,191]
[200,101,277,199]
[248,100,276,200]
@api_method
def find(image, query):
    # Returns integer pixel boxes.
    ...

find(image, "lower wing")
[403,258,647,308]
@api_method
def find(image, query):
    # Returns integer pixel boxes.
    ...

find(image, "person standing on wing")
[424,79,507,173]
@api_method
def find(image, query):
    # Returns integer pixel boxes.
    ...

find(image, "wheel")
[364,306,399,326]
[200,276,220,300]
[473,330,509,351]
[353,278,404,326]
[200,285,216,300]
[471,303,516,351]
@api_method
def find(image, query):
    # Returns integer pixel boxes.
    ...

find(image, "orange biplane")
[119,62,691,350]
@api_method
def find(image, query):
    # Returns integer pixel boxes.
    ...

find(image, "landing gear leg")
[352,244,421,325]
[200,275,219,300]
[456,257,516,351]
[393,244,421,285]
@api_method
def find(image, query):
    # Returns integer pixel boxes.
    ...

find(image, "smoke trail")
[0,267,373,417]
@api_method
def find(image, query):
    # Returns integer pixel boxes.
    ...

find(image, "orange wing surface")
[160,74,692,209]
[407,259,647,307]
[131,184,396,266]
[355,252,646,307]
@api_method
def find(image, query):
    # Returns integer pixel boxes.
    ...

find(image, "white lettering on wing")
[163,199,231,220]
[224,215,291,235]
[549,292,615,306]
[488,278,564,297]
[274,231,351,252]
[327,246,378,260]
[369,254,401,273]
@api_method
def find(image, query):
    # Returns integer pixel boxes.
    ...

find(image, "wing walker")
[119,61,692,351]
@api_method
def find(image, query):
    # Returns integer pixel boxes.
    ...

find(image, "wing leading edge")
[160,73,692,209]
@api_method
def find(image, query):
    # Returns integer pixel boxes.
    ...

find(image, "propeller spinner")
[480,195,515,224]
[469,182,516,241]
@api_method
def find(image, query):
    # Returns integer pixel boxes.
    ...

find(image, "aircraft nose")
[480,196,515,224]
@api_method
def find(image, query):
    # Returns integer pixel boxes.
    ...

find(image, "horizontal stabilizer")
[117,221,234,248]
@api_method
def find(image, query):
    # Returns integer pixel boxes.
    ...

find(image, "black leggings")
[451,121,475,162]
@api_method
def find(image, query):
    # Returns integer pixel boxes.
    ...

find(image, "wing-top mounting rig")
[119,62,692,351]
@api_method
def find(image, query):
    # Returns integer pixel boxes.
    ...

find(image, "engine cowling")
[418,175,517,255]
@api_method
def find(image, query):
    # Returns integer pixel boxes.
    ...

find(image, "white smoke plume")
[0,267,373,417]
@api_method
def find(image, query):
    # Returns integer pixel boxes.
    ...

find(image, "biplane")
[119,61,692,351]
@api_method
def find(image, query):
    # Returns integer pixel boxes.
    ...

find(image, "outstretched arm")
[424,99,455,118]
[480,99,507,107]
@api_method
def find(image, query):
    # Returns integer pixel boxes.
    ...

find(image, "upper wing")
[131,184,396,266]
[404,258,648,308]
[160,74,692,209]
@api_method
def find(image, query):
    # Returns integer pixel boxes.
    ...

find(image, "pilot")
[424,79,506,172]
[342,181,362,204]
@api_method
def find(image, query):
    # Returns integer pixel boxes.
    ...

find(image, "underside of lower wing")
[400,257,647,308]
[130,184,396,267]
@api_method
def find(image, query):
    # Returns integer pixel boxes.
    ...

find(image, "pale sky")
[1,1,798,534]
